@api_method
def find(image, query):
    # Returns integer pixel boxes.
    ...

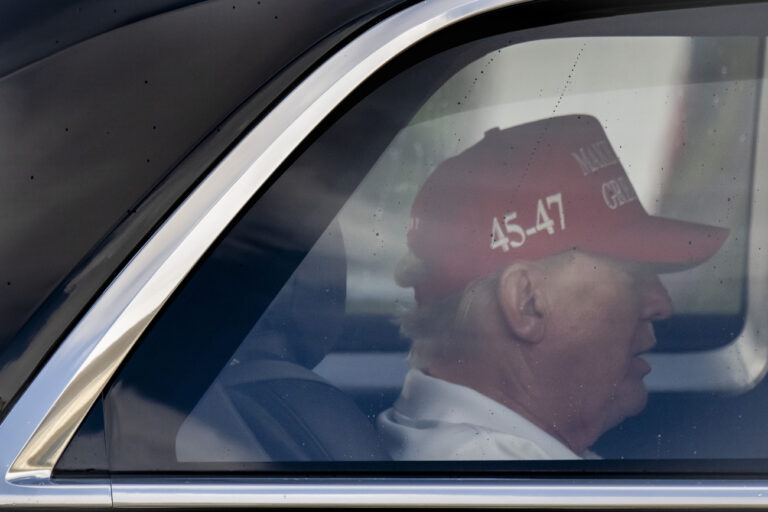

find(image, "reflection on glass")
[104,29,763,471]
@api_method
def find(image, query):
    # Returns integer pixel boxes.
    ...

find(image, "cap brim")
[584,215,729,272]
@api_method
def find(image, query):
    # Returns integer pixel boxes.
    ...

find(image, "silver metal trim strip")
[0,478,111,509]
[111,478,768,508]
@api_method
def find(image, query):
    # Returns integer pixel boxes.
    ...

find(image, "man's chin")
[629,386,649,416]
[605,383,649,431]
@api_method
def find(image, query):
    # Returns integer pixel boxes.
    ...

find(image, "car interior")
[54,2,768,474]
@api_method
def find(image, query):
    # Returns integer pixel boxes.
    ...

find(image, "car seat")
[175,220,390,462]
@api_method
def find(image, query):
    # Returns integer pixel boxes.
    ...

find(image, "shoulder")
[378,410,551,460]
[447,426,555,460]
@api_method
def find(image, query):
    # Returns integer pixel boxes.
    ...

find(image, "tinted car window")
[88,2,768,472]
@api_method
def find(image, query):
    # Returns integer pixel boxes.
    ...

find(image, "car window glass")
[76,2,768,473]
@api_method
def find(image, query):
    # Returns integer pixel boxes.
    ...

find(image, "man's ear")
[497,263,546,343]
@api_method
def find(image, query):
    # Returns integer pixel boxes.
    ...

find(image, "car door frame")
[2,0,768,508]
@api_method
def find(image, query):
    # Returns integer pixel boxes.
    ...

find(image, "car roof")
[0,0,209,79]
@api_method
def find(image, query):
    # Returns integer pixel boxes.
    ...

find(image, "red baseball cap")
[406,114,729,304]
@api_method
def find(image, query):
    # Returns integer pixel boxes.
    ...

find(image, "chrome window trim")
[1,0,766,507]
[111,478,768,508]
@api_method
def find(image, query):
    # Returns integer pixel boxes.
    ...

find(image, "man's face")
[531,251,674,436]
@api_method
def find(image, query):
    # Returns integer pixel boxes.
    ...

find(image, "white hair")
[395,252,501,369]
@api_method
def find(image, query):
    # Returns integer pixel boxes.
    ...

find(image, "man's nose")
[640,274,674,321]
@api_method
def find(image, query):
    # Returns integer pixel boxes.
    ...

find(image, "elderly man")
[377,115,728,460]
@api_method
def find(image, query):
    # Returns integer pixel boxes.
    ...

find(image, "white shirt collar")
[393,368,583,460]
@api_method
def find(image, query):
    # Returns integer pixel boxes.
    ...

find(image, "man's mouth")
[631,355,652,376]
[632,327,656,376]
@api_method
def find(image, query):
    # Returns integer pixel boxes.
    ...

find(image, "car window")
[63,2,768,473]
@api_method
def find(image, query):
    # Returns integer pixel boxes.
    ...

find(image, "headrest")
[234,219,347,368]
